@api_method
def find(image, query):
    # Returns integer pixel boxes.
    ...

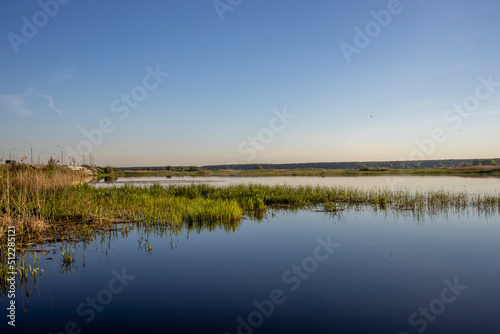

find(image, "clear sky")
[1,0,499,167]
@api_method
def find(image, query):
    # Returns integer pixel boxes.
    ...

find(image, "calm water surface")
[94,175,500,194]
[2,176,499,333]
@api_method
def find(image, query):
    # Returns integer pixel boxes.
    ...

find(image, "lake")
[94,174,500,194]
[2,175,499,334]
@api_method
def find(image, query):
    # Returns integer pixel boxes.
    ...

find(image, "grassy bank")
[0,166,243,242]
[0,165,84,236]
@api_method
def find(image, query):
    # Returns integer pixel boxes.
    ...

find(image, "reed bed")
[0,166,244,240]
[0,165,82,235]
[158,183,499,214]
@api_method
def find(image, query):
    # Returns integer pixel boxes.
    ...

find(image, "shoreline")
[106,167,500,178]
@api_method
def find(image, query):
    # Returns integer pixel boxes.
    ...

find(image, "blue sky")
[1,0,499,167]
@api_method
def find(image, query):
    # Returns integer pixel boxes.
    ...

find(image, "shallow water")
[93,175,500,195]
[2,206,499,334]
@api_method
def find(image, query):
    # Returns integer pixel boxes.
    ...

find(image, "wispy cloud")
[0,88,65,117]
[0,94,32,116]
[40,93,64,116]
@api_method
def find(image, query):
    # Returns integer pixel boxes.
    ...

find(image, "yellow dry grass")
[0,165,81,235]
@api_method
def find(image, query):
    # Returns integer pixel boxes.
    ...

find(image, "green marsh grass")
[60,245,76,265]
[0,166,500,252]
[1,165,499,248]
[1,166,499,293]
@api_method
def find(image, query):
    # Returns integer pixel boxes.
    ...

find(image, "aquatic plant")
[60,245,76,265]
[1,165,499,251]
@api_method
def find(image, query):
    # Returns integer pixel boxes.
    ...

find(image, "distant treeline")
[116,158,499,171]
[116,166,201,172]
[203,159,499,170]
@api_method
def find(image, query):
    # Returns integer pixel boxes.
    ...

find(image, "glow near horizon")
[0,0,499,167]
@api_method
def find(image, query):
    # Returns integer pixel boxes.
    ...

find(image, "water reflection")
[103,175,118,183]
[2,205,499,333]
[3,202,497,298]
